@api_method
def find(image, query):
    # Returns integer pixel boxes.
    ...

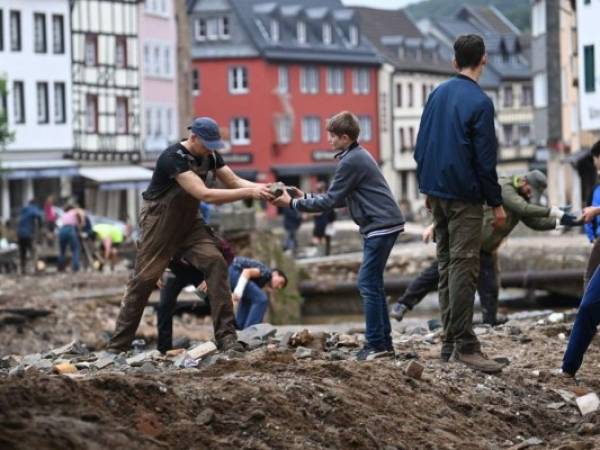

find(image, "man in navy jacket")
[414,34,506,373]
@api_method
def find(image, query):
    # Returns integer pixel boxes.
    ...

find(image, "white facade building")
[0,0,75,220]
[578,0,600,132]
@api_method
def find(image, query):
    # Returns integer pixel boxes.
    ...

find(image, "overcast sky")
[341,0,424,9]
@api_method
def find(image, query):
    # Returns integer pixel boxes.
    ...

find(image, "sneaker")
[217,335,246,353]
[453,350,505,374]
[355,346,395,361]
[390,303,409,322]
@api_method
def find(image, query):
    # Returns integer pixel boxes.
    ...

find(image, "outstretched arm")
[176,171,273,204]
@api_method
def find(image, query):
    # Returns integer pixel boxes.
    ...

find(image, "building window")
[52,14,64,54]
[143,44,151,74]
[10,10,21,51]
[54,82,66,124]
[166,108,173,139]
[503,124,514,146]
[396,83,402,107]
[207,18,219,40]
[228,66,248,94]
[533,73,547,108]
[0,10,4,51]
[302,116,321,143]
[115,36,127,68]
[326,67,344,94]
[322,23,332,45]
[163,46,171,77]
[422,84,428,107]
[278,66,288,94]
[13,81,25,124]
[297,21,306,44]
[85,34,97,66]
[531,0,546,37]
[408,126,415,148]
[85,94,98,132]
[407,82,414,106]
[352,69,370,94]
[270,19,279,43]
[36,82,49,124]
[154,108,162,136]
[34,13,47,53]
[219,16,230,39]
[584,45,596,93]
[276,116,292,144]
[521,85,533,107]
[358,116,372,142]
[195,18,206,41]
[519,124,531,146]
[145,107,152,137]
[192,69,200,95]
[399,128,405,152]
[116,97,128,134]
[348,25,359,47]
[300,66,319,94]
[230,117,250,145]
[153,45,161,75]
[503,86,514,108]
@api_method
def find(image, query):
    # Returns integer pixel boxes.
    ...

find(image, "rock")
[406,324,429,336]
[289,329,313,347]
[166,348,186,357]
[558,333,566,340]
[548,313,565,323]
[278,331,294,348]
[507,437,544,450]
[49,340,87,357]
[576,393,600,416]
[547,402,566,410]
[405,361,424,380]
[32,359,54,371]
[326,350,349,361]
[308,332,328,351]
[21,353,42,366]
[8,365,25,378]
[196,408,215,425]
[139,362,158,374]
[54,362,78,374]
[577,422,599,435]
[336,334,360,348]
[238,323,277,347]
[131,339,147,350]
[93,355,117,370]
[554,389,577,403]
[126,350,160,366]
[427,319,442,331]
[187,342,217,360]
[474,326,490,336]
[0,356,18,369]
[507,326,522,336]
[173,353,199,369]
[398,352,419,360]
[295,346,313,359]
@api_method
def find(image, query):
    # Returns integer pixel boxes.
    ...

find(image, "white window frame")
[352,69,370,95]
[302,116,321,143]
[13,81,25,124]
[154,107,162,137]
[84,34,97,66]
[85,94,97,133]
[143,44,151,75]
[195,18,206,41]
[219,16,230,39]
[52,14,64,54]
[276,116,292,144]
[54,82,66,124]
[278,66,288,94]
[34,13,47,53]
[207,18,219,41]
[358,116,372,142]
[326,67,344,94]
[166,108,173,139]
[348,25,359,47]
[531,0,546,38]
[192,68,200,96]
[297,21,306,44]
[36,82,49,124]
[228,66,248,94]
[322,23,332,45]
[230,117,251,145]
[163,46,172,78]
[270,19,279,43]
[145,107,153,137]
[300,66,319,94]
[533,73,548,108]
[153,45,161,76]
[116,97,128,134]
[115,36,127,69]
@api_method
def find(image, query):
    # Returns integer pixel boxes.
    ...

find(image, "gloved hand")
[560,213,582,227]
[549,206,565,219]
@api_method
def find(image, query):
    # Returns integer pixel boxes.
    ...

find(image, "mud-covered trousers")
[108,186,236,351]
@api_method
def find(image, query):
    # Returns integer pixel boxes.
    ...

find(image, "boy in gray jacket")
[273,111,404,360]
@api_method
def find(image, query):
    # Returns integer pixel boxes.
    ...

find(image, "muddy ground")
[1,273,600,449]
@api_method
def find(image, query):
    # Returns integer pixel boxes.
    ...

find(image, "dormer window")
[219,17,230,39]
[322,23,332,45]
[270,19,279,43]
[398,46,405,60]
[349,25,358,46]
[297,21,307,44]
[207,18,218,40]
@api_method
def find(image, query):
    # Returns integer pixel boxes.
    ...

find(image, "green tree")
[0,75,14,151]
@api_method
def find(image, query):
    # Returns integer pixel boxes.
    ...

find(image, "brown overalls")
[108,155,237,351]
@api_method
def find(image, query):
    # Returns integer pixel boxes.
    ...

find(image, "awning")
[79,166,153,191]
[271,164,337,177]
[0,160,80,179]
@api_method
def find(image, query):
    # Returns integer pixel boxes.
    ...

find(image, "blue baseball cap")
[187,117,225,151]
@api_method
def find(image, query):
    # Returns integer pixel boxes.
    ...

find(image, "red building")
[187,0,380,191]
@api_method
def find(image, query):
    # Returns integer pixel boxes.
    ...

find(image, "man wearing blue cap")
[108,117,273,353]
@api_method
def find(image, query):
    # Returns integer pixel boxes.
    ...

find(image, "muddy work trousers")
[430,197,483,355]
[108,188,236,352]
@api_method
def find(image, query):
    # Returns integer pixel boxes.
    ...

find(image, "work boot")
[453,350,505,374]
[217,334,246,353]
[440,342,454,362]
[390,303,409,322]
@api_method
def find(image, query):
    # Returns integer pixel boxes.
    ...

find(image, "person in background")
[57,205,86,272]
[312,182,336,256]
[43,195,57,245]
[16,199,43,274]
[583,140,600,288]
[282,206,302,256]
[229,256,288,329]
[92,223,126,271]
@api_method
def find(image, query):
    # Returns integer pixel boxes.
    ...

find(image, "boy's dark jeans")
[563,266,600,375]
[430,197,483,354]
[358,231,400,349]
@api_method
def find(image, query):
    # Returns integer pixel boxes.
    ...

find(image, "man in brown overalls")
[108,117,273,352]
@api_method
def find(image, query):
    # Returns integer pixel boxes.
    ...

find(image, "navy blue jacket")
[414,74,502,206]
[17,205,43,239]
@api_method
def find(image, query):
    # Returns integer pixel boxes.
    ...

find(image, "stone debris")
[289,329,313,347]
[547,313,565,324]
[238,323,277,348]
[187,342,218,360]
[126,350,160,367]
[507,437,544,450]
[405,361,424,380]
[294,347,313,359]
[48,340,88,357]
[53,362,78,374]
[576,393,600,416]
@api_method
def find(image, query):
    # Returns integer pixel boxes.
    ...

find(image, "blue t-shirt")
[586,184,600,242]
[17,205,43,239]
[230,257,272,288]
